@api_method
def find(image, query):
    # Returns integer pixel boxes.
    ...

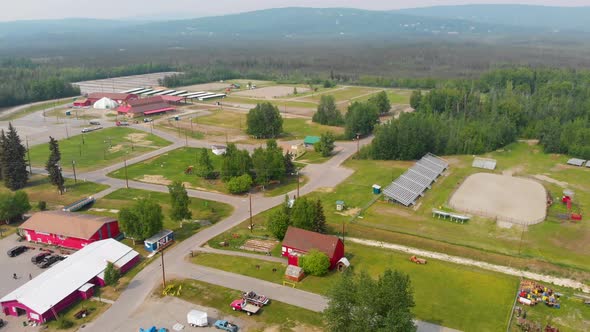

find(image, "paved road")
[3,100,456,331]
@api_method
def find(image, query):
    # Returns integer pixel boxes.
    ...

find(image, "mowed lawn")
[28,127,171,171]
[192,242,516,332]
[282,118,344,139]
[87,188,233,243]
[164,279,325,330]
[302,86,380,103]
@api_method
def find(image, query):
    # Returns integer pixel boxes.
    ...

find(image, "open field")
[282,118,344,139]
[28,127,171,171]
[87,188,233,253]
[177,82,231,91]
[300,86,380,103]
[193,241,517,332]
[0,98,73,121]
[233,86,310,98]
[354,89,412,105]
[72,71,180,95]
[161,279,325,331]
[449,172,547,225]
[222,95,318,110]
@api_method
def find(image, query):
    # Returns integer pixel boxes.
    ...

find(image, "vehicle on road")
[214,320,238,332]
[89,120,101,125]
[7,245,28,257]
[116,121,129,126]
[242,291,269,306]
[230,299,260,316]
[187,309,208,327]
[31,252,51,264]
[81,126,103,133]
[143,118,153,122]
[39,255,64,269]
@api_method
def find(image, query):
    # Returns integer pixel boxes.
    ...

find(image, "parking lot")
[0,234,62,298]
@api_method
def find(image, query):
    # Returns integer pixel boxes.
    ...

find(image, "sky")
[2,0,590,21]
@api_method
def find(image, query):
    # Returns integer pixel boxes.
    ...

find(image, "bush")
[37,201,47,211]
[227,174,253,194]
[103,261,120,286]
[56,316,74,329]
[299,249,330,276]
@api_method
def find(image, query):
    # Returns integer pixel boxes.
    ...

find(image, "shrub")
[227,174,253,194]
[299,249,330,276]
[37,201,47,211]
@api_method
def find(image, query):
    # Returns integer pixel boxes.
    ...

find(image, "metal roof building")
[567,158,586,167]
[1,239,139,323]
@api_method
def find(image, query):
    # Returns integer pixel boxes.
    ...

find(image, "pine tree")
[195,148,214,179]
[0,130,6,181]
[45,136,65,194]
[313,199,327,234]
[2,123,28,190]
[168,181,192,221]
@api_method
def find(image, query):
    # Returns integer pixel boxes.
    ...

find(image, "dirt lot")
[234,86,310,99]
[449,173,547,225]
[178,82,231,92]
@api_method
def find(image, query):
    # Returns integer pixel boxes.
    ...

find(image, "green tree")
[221,144,252,181]
[290,198,316,231]
[369,91,391,114]
[267,208,291,240]
[45,137,65,195]
[252,140,286,188]
[168,181,192,221]
[246,102,283,138]
[227,174,253,194]
[344,102,379,140]
[284,151,296,176]
[325,269,416,332]
[313,95,343,126]
[103,261,120,286]
[409,90,422,109]
[313,199,327,233]
[293,87,298,95]
[1,123,28,190]
[0,130,5,181]
[118,198,164,241]
[0,191,31,224]
[314,132,336,157]
[195,148,214,179]
[299,249,330,276]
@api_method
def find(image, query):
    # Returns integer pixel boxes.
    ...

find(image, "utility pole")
[25,137,32,175]
[356,133,360,156]
[161,249,166,288]
[296,171,300,198]
[72,160,77,183]
[190,118,194,134]
[249,192,253,233]
[124,158,129,189]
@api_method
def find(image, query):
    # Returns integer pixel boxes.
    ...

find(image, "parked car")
[230,299,260,316]
[7,245,28,257]
[116,121,129,126]
[31,252,51,264]
[214,320,238,332]
[143,118,153,122]
[89,120,101,125]
[242,291,269,306]
[39,255,64,269]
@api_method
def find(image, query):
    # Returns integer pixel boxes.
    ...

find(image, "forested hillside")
[368,68,590,159]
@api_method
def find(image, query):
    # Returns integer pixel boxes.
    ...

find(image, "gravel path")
[347,237,590,293]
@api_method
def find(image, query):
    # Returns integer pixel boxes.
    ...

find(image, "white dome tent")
[93,97,118,110]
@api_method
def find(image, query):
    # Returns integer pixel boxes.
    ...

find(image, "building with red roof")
[87,93,138,104]
[117,96,175,118]
[281,226,344,269]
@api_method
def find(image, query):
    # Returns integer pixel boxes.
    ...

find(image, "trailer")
[62,196,95,212]
[230,299,260,316]
[242,291,270,306]
[187,309,208,327]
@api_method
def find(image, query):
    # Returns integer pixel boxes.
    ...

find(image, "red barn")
[87,92,138,104]
[281,227,344,269]
[73,98,91,107]
[117,95,175,118]
[1,239,139,323]
[20,211,120,250]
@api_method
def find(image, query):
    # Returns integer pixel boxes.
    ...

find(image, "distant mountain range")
[1,5,589,52]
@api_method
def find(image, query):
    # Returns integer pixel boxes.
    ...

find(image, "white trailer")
[187,309,208,327]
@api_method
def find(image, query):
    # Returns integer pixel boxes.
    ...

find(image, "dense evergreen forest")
[367,68,590,160]
[0,58,172,107]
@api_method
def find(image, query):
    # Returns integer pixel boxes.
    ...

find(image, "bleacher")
[383,153,448,206]
[472,157,497,170]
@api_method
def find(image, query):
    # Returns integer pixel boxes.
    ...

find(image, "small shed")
[285,265,305,282]
[211,145,227,156]
[336,200,345,211]
[144,229,174,252]
[372,184,381,194]
[303,136,320,148]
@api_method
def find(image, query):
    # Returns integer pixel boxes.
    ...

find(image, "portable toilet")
[372,184,381,194]
[336,200,345,211]
[174,115,180,121]
[65,110,71,116]
[144,229,174,252]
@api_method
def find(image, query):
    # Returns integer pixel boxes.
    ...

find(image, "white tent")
[93,97,118,110]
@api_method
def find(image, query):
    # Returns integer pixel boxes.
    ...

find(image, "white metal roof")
[144,89,164,96]
[77,283,94,292]
[155,90,176,96]
[167,90,187,96]
[0,239,139,314]
[199,93,226,100]
[179,91,204,97]
[121,87,144,94]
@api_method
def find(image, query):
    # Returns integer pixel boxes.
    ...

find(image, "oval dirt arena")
[449,173,547,225]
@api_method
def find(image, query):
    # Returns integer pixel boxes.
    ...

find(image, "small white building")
[93,97,119,110]
[211,145,227,156]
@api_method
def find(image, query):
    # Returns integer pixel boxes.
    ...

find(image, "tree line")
[365,67,590,159]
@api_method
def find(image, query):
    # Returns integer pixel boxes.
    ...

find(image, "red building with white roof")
[20,211,120,250]
[0,239,139,323]
[117,95,176,118]
[281,226,345,269]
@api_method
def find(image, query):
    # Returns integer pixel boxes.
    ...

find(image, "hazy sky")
[2,0,590,21]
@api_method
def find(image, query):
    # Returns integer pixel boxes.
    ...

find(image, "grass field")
[354,89,412,105]
[0,98,73,121]
[45,297,109,331]
[282,118,344,139]
[28,127,171,171]
[222,96,319,109]
[161,279,325,331]
[302,86,380,103]
[193,241,517,332]
[296,150,331,164]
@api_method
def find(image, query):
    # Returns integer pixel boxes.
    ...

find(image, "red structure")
[1,239,139,324]
[281,227,345,269]
[73,98,91,107]
[117,95,175,118]
[20,211,120,250]
[86,92,138,104]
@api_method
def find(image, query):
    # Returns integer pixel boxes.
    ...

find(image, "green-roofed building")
[303,136,321,147]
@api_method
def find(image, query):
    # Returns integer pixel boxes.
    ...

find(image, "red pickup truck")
[230,299,260,316]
